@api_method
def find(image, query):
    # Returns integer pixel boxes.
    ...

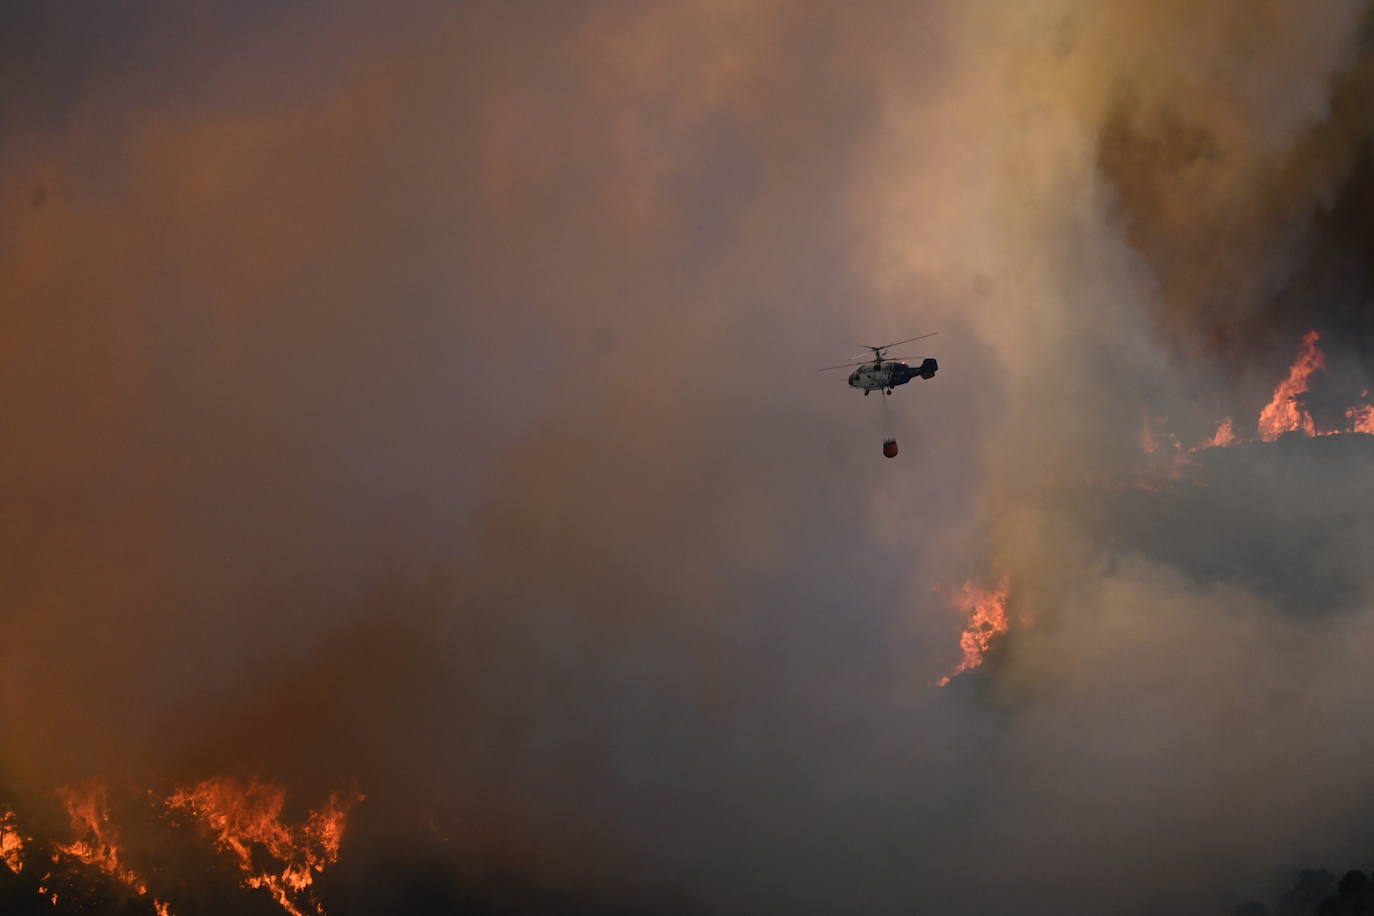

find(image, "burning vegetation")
[1256,331,1326,441]
[166,778,363,916]
[1207,417,1239,449]
[1214,330,1374,447]
[2,809,23,874]
[0,779,362,916]
[1130,330,1374,492]
[942,327,1373,690]
[55,783,152,897]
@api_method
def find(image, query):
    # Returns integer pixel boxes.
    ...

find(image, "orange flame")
[1139,412,1186,456]
[937,579,1011,686]
[1200,333,1374,447]
[1207,417,1238,448]
[2,809,23,874]
[1347,403,1374,434]
[55,784,149,895]
[1257,330,1325,441]
[166,778,363,916]
[52,785,175,915]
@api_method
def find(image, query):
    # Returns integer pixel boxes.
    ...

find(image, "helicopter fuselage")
[849,357,938,394]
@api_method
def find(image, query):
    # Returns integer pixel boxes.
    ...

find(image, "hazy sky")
[5,3,1374,914]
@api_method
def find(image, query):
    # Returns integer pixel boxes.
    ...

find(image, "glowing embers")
[1,808,23,873]
[937,579,1011,686]
[166,778,363,916]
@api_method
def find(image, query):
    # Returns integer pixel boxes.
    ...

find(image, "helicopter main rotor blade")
[860,332,938,352]
[818,360,875,371]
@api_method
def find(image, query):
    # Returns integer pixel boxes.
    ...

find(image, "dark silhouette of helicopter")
[819,334,938,395]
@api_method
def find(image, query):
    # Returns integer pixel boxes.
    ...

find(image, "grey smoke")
[4,3,1374,914]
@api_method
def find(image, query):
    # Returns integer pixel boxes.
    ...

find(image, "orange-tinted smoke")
[937,579,1011,686]
[1139,412,1161,454]
[166,777,363,916]
[1257,330,1325,441]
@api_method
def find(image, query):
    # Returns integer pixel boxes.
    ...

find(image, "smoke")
[4,1,1374,914]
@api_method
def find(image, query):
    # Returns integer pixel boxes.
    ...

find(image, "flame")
[1130,413,1193,490]
[53,784,174,915]
[1172,332,1374,459]
[1347,403,1374,434]
[2,808,24,873]
[55,783,149,895]
[1257,330,1325,441]
[166,777,363,916]
[1139,412,1186,456]
[1207,417,1238,448]
[937,579,1011,686]
[3,779,361,914]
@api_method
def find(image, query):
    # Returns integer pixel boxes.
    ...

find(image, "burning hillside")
[166,778,362,916]
[50,783,163,910]
[937,327,1374,692]
[0,781,361,916]
[1218,331,1374,446]
[1130,329,1374,490]
[11,1,1374,914]
[0,779,693,915]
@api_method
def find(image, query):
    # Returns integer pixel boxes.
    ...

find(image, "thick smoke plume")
[4,2,1374,914]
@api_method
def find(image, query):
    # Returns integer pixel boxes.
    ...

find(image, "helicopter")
[819,333,939,395]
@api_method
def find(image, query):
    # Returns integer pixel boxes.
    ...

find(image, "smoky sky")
[5,2,1374,915]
